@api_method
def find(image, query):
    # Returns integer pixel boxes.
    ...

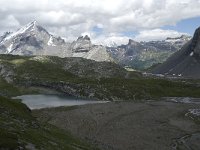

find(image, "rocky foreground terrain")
[33,98,200,150]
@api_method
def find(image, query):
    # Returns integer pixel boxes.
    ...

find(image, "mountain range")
[0,21,191,69]
[107,35,191,69]
[0,21,112,62]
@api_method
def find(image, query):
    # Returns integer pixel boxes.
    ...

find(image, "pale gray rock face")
[68,35,113,62]
[70,35,92,53]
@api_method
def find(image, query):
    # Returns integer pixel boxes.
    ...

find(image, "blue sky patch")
[162,17,200,35]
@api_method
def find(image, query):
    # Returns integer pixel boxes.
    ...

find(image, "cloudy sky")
[0,0,200,44]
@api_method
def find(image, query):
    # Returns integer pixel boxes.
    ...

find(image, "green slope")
[0,96,97,150]
[1,54,200,100]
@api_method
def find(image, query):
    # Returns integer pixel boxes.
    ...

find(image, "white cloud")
[93,33,130,46]
[0,15,20,28]
[0,0,199,41]
[134,29,189,41]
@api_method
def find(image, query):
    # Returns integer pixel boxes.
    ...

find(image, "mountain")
[152,27,200,78]
[0,21,66,56]
[69,35,113,62]
[0,21,113,62]
[107,35,191,70]
[165,35,191,47]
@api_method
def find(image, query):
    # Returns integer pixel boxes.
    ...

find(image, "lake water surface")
[14,94,108,109]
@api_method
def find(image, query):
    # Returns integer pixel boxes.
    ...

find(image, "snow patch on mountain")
[7,43,13,53]
[47,35,56,46]
[190,51,194,56]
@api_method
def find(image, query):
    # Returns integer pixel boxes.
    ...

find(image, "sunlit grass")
[10,59,26,65]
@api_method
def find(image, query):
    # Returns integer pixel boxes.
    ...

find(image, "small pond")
[13,94,108,109]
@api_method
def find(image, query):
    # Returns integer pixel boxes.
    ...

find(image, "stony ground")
[33,99,200,150]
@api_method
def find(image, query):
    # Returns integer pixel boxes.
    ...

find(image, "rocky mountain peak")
[26,20,37,29]
[70,35,92,53]
[128,39,139,46]
[0,21,63,55]
[165,34,192,50]
[0,21,50,44]
[31,20,38,25]
[0,32,11,43]
[26,21,49,34]
[16,20,41,34]
[166,35,188,40]
[77,35,91,41]
[165,35,191,42]
[84,35,90,40]
[180,35,190,39]
[77,36,84,40]
[1,32,11,37]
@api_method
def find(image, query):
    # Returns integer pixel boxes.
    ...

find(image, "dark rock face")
[128,39,138,45]
[191,27,200,56]
[84,35,90,41]
[18,36,42,48]
[152,26,200,78]
[77,35,90,41]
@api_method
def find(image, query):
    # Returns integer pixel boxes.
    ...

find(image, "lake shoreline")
[13,94,109,110]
